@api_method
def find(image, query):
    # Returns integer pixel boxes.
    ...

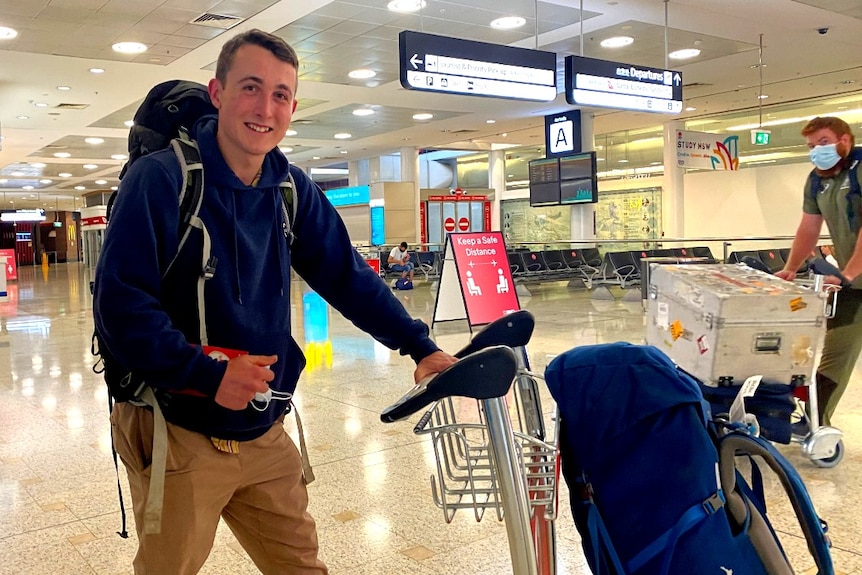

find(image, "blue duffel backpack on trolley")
[544,342,833,575]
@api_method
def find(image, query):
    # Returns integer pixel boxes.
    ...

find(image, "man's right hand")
[775,269,796,281]
[215,354,277,410]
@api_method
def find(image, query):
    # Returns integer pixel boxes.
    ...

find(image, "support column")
[662,121,685,238]
[571,112,596,243]
[348,160,360,187]
[488,150,505,231]
[400,147,421,243]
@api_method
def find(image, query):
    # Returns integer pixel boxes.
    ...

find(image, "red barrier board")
[448,232,519,326]
[0,249,17,281]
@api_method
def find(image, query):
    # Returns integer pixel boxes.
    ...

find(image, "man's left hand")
[414,350,458,383]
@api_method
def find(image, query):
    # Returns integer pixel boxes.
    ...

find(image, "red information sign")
[458,217,470,231]
[448,232,519,325]
[444,217,456,232]
[0,249,17,281]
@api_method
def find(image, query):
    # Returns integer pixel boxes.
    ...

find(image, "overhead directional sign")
[564,55,683,114]
[399,30,557,102]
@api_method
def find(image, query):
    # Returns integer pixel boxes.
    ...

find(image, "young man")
[94,29,455,574]
[776,116,862,427]
[388,241,414,281]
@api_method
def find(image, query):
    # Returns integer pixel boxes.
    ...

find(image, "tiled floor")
[0,262,860,574]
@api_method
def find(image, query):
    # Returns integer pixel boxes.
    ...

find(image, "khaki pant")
[111,402,328,575]
[818,287,862,425]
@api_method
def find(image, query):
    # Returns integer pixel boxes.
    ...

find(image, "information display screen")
[559,152,598,204]
[528,157,561,206]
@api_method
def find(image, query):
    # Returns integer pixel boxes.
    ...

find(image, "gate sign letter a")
[550,121,573,154]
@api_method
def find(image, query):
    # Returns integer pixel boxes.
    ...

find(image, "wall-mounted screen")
[559,151,598,204]
[528,157,561,207]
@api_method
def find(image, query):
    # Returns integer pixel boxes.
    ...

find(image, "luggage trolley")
[381,310,560,575]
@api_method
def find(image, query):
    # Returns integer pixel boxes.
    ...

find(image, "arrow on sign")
[674,73,681,86]
[410,54,423,69]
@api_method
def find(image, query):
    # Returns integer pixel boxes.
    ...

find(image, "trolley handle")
[809,258,851,287]
[380,346,517,423]
[413,403,437,433]
[454,310,534,359]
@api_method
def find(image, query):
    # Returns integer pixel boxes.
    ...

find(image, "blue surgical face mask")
[809,143,841,170]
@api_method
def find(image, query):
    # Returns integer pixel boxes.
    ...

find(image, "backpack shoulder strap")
[718,431,834,575]
[279,170,298,245]
[848,146,862,196]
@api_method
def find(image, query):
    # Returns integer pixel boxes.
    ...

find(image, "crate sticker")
[657,302,669,329]
[697,335,709,355]
[670,320,684,340]
[689,288,704,308]
[789,297,807,312]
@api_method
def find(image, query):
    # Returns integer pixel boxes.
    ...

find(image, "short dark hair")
[216,29,299,89]
[802,116,855,147]
[400,242,408,249]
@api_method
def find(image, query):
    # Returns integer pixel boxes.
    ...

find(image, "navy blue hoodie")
[94,115,439,440]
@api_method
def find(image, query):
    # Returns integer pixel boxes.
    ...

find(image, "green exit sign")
[751,129,771,145]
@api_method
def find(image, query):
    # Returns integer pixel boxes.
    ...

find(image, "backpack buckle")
[702,491,725,514]
[202,256,218,279]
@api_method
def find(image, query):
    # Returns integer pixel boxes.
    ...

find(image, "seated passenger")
[388,241,415,281]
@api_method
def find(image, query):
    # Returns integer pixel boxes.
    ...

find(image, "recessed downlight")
[85,137,104,145]
[74,185,86,191]
[95,179,108,185]
[601,36,634,48]
[279,147,293,154]
[35,102,49,108]
[669,48,701,60]
[123,120,134,127]
[490,16,526,30]
[348,69,376,79]
[22,185,34,190]
[16,115,29,120]
[57,85,71,91]
[111,154,128,161]
[340,150,348,154]
[83,164,98,169]
[39,179,52,184]
[387,0,426,13]
[486,119,496,124]
[10,171,24,177]
[352,108,375,116]
[111,186,118,191]
[412,113,433,121]
[0,26,18,40]
[89,67,105,74]
[758,94,769,99]
[334,133,352,139]
[30,162,46,168]
[112,41,147,54]
[53,152,71,158]
[285,129,297,137]
[312,156,321,160]
[685,106,697,111]
[58,172,72,178]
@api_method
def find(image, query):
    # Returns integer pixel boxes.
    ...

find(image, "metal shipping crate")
[646,264,826,387]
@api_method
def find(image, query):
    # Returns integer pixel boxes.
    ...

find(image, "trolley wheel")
[810,438,843,468]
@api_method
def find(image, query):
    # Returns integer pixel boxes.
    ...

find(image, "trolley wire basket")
[414,390,559,524]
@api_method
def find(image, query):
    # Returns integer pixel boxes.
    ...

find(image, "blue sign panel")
[324,185,370,207]
[370,206,385,246]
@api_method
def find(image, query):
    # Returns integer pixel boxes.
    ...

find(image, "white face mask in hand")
[250,388,293,412]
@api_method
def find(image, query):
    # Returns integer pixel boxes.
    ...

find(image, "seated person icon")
[388,242,414,281]
[466,270,482,296]
[496,268,509,294]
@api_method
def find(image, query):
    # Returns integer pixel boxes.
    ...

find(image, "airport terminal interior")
[5,0,862,574]
[0,264,859,575]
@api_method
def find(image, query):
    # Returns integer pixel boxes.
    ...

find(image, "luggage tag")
[729,375,763,436]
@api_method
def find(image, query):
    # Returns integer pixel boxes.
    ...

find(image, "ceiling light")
[618,159,629,163]
[685,106,697,111]
[669,48,701,60]
[352,108,375,116]
[95,179,107,185]
[11,171,24,177]
[58,172,72,178]
[111,154,127,161]
[348,69,376,79]
[490,16,526,30]
[53,152,71,158]
[758,94,769,99]
[601,36,634,48]
[340,150,348,154]
[74,185,86,191]
[56,85,71,91]
[35,102,49,108]
[16,115,29,120]
[279,147,293,154]
[111,186,118,191]
[85,137,104,145]
[0,179,6,184]
[112,41,147,54]
[486,119,496,124]
[31,162,46,168]
[412,113,433,121]
[22,186,33,190]
[39,179,52,184]
[0,26,18,39]
[285,129,297,136]
[83,164,98,169]
[387,0,426,13]
[312,156,321,160]
[123,120,134,127]
[89,67,105,74]
[334,133,352,140]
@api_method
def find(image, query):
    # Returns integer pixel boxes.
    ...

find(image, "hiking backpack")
[544,342,833,575]
[807,146,862,232]
[91,79,302,537]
